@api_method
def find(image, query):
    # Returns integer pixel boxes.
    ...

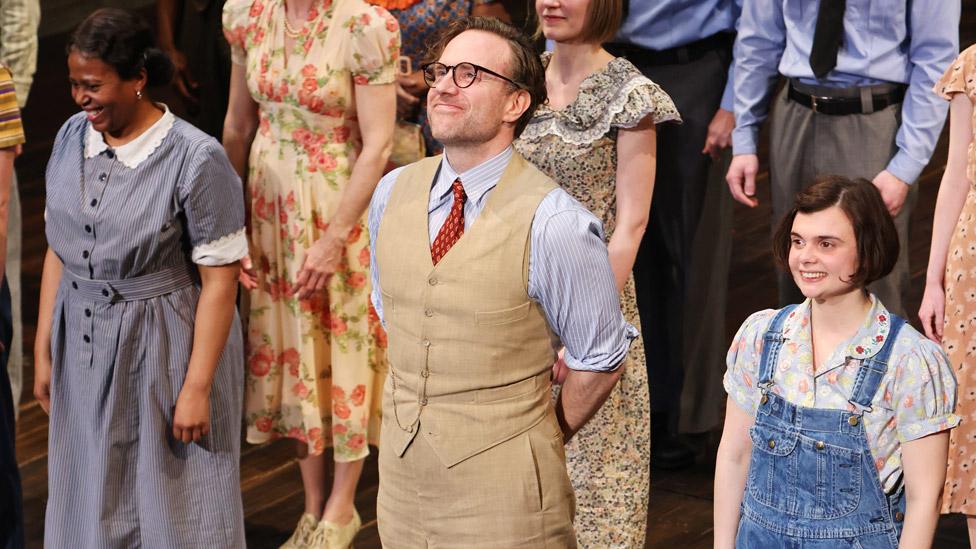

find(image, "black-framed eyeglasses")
[422,62,523,89]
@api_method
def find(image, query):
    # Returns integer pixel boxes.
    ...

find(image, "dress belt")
[63,264,197,303]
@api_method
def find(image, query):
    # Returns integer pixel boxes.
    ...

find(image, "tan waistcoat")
[375,152,560,467]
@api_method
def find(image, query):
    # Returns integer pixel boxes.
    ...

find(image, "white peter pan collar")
[85,104,175,169]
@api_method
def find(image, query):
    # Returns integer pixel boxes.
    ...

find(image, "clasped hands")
[238,231,346,300]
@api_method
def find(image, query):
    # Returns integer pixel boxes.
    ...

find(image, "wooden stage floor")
[13,10,976,548]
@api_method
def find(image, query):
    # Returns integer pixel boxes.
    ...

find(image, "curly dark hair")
[67,8,175,87]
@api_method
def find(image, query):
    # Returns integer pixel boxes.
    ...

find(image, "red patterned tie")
[431,178,466,265]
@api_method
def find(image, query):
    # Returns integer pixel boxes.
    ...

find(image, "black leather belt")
[605,32,734,67]
[787,83,906,115]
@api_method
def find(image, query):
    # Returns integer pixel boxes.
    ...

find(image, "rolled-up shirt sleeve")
[528,189,637,372]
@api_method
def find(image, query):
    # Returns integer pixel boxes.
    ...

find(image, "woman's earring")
[136,89,143,100]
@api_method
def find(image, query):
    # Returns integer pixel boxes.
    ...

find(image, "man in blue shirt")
[726,0,959,313]
[606,0,740,468]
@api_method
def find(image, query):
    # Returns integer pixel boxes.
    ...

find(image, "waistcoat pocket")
[475,301,531,326]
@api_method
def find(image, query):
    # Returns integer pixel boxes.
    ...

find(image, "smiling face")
[68,50,144,135]
[536,0,589,42]
[426,30,526,147]
[788,205,862,301]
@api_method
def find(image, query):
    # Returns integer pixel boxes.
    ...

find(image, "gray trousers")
[769,84,918,316]
[623,45,734,434]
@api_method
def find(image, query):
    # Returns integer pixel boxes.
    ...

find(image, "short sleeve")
[179,140,248,266]
[222,0,254,66]
[723,309,777,416]
[344,5,400,85]
[934,45,976,100]
[611,75,682,129]
[0,66,25,149]
[888,339,960,443]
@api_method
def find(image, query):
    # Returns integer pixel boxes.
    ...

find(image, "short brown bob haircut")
[772,175,899,288]
[425,17,547,139]
[535,0,623,44]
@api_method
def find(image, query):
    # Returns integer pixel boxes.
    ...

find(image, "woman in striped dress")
[33,9,247,546]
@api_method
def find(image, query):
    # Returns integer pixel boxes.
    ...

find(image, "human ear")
[502,88,532,124]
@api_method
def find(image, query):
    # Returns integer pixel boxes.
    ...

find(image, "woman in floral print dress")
[222,0,397,546]
[514,0,679,545]
[920,44,976,543]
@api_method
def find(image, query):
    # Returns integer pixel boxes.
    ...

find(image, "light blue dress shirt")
[731,0,960,184]
[614,0,742,111]
[367,147,637,373]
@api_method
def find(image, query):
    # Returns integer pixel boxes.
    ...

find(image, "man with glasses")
[367,16,634,547]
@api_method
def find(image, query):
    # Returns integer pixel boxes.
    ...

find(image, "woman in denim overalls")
[714,177,959,548]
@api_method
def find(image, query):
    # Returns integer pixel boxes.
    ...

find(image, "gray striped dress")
[43,111,246,548]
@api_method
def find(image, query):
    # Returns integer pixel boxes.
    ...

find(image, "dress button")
[85,309,92,317]
[98,173,107,182]
[101,289,110,297]
[90,198,98,207]
[85,224,92,233]
[815,441,825,450]
[424,309,434,317]
[83,335,91,343]
[848,416,859,426]
[428,277,438,286]
[768,439,776,449]
[71,281,78,290]
[82,250,89,259]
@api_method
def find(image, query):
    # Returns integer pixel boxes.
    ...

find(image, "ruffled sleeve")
[886,337,960,443]
[723,308,777,416]
[343,4,400,85]
[178,139,248,266]
[222,0,255,66]
[934,44,976,100]
[609,62,681,128]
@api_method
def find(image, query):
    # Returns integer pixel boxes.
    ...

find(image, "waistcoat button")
[421,369,429,378]
[428,277,438,286]
[768,439,776,449]
[848,416,859,426]
[422,339,431,347]
[424,309,434,317]
[815,441,825,450]
[420,398,428,406]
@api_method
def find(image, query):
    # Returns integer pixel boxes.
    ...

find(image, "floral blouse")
[724,295,960,493]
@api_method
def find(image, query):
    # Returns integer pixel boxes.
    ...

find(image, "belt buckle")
[811,95,820,113]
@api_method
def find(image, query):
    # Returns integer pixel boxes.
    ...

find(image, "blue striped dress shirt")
[731,0,960,184]
[368,146,636,373]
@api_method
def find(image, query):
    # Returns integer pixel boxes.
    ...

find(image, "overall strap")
[758,304,798,389]
[848,314,908,413]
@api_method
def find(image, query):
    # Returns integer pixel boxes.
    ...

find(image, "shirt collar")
[783,294,893,362]
[85,104,175,169]
[429,146,513,211]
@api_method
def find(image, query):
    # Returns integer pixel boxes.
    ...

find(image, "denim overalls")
[737,305,907,548]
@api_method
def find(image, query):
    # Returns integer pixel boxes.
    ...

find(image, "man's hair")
[425,17,546,138]
[772,175,899,287]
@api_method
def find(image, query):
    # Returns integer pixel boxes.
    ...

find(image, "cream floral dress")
[934,44,976,514]
[223,0,398,460]
[515,53,680,548]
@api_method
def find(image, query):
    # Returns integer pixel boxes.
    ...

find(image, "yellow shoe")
[310,509,361,549]
[280,513,319,549]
